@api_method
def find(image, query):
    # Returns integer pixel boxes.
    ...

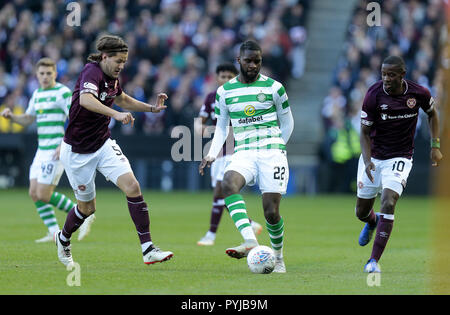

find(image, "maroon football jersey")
[198,90,233,156]
[64,62,123,153]
[361,79,434,160]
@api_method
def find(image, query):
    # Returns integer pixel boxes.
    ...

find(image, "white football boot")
[251,221,263,235]
[225,239,258,259]
[54,231,74,267]
[77,214,95,241]
[273,256,286,273]
[197,231,215,246]
[143,247,174,265]
[35,232,53,243]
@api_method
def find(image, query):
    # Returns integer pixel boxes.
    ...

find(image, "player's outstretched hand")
[199,156,215,176]
[431,148,443,167]
[365,162,375,183]
[1,108,12,119]
[152,93,168,113]
[114,111,135,127]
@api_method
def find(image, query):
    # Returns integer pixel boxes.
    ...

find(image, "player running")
[54,35,173,267]
[196,63,262,246]
[199,40,294,273]
[355,55,443,273]
[1,58,94,243]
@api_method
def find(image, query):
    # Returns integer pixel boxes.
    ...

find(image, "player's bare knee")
[29,189,38,202]
[77,204,95,216]
[355,206,369,220]
[125,179,141,197]
[36,191,51,203]
[263,203,280,224]
[380,198,396,214]
[221,179,238,197]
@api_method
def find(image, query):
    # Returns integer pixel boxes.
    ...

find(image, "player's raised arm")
[79,92,134,126]
[115,92,168,113]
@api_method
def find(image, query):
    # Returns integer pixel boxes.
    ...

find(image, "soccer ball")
[247,245,276,274]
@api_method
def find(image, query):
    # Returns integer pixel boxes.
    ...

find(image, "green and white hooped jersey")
[214,74,290,152]
[25,82,72,152]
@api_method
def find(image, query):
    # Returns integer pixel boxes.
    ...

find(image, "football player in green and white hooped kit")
[199,40,294,273]
[1,58,95,242]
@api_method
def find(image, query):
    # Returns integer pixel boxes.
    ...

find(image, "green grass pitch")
[0,189,435,294]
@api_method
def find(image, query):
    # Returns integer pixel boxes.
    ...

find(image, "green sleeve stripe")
[36,109,65,115]
[225,94,273,105]
[215,93,220,102]
[38,144,60,150]
[37,121,65,127]
[62,92,72,99]
[215,106,220,115]
[38,133,64,139]
[229,105,276,119]
[282,100,290,109]
[277,86,286,97]
[233,120,279,133]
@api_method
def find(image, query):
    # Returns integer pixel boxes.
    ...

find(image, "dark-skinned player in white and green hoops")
[1,58,95,242]
[199,40,294,273]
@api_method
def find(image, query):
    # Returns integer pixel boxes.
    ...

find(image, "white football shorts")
[210,155,231,188]
[224,149,289,194]
[60,138,133,202]
[357,154,413,199]
[29,150,65,186]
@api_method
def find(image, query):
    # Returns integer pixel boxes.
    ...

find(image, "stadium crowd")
[319,0,445,193]
[0,0,309,135]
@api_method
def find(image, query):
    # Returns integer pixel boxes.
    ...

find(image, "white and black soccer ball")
[247,245,276,274]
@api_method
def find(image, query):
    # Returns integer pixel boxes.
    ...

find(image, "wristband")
[431,138,440,149]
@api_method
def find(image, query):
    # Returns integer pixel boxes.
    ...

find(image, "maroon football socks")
[370,216,394,261]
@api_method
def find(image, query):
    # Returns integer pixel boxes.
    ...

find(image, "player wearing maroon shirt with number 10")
[54,35,173,267]
[355,56,443,273]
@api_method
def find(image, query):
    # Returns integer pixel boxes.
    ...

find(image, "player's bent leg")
[30,180,60,242]
[356,197,379,246]
[222,171,258,258]
[262,193,285,273]
[367,189,397,265]
[116,172,142,197]
[76,199,96,241]
[116,172,173,264]
[54,199,94,266]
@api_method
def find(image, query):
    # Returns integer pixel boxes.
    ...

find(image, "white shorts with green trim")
[29,149,64,186]
[224,149,289,194]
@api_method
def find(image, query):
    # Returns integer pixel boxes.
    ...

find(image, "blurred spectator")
[0,91,25,133]
[0,0,310,135]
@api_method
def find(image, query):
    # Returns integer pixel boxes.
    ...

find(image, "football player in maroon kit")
[55,35,173,267]
[355,56,443,273]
